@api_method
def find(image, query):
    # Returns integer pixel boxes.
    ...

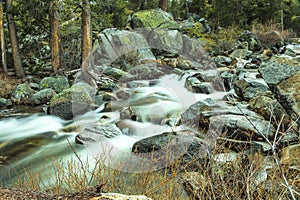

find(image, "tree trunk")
[82,0,92,63]
[49,0,60,72]
[0,2,7,73]
[6,0,24,78]
[158,0,167,11]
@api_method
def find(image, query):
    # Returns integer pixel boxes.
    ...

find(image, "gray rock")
[49,82,96,120]
[181,35,216,70]
[139,28,183,56]
[229,49,253,59]
[281,144,300,169]
[213,56,232,67]
[210,114,275,139]
[39,76,70,93]
[259,56,300,124]
[234,79,270,100]
[131,9,179,29]
[11,83,35,104]
[285,44,300,55]
[30,88,56,105]
[75,123,122,144]
[0,98,12,107]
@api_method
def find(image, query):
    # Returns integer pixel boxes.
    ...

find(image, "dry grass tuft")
[0,72,21,98]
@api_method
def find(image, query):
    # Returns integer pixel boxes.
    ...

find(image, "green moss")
[132,9,179,29]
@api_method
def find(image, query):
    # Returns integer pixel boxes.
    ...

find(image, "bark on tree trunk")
[82,0,92,63]
[6,0,24,78]
[158,0,167,11]
[0,2,7,73]
[49,0,60,72]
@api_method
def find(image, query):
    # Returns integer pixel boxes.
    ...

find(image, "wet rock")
[131,9,179,29]
[259,56,300,124]
[28,82,40,90]
[49,82,96,120]
[132,129,209,164]
[185,76,213,94]
[30,88,56,105]
[11,83,35,104]
[220,71,237,91]
[39,76,70,93]
[285,44,300,55]
[234,79,270,100]
[0,98,12,107]
[75,124,122,144]
[213,56,232,67]
[102,66,133,80]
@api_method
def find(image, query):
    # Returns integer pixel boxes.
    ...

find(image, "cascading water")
[0,73,226,189]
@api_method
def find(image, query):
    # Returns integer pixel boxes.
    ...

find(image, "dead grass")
[0,72,21,98]
[252,21,297,48]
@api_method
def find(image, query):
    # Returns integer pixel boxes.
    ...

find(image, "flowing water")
[0,73,226,192]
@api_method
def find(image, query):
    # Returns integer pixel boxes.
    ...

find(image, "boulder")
[11,83,35,104]
[0,98,12,107]
[139,28,183,56]
[39,76,70,93]
[93,28,156,71]
[30,88,56,105]
[49,82,95,120]
[233,79,270,100]
[259,56,300,124]
[75,124,122,144]
[229,49,253,59]
[131,9,179,29]
[213,56,232,67]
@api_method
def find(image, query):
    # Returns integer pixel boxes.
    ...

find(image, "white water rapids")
[0,73,226,188]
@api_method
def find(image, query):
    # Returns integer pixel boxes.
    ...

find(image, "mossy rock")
[11,83,35,104]
[30,88,56,105]
[39,76,70,93]
[49,82,95,120]
[131,9,179,29]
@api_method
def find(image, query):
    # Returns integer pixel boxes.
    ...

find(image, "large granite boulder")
[259,56,300,124]
[49,82,96,120]
[131,9,179,29]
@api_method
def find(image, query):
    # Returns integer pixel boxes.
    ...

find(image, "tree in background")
[6,0,24,78]
[49,0,60,72]
[0,0,7,73]
[158,0,167,11]
[82,0,92,62]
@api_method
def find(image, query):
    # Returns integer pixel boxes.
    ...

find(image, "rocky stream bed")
[0,8,300,200]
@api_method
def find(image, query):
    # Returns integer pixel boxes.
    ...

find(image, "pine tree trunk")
[82,0,92,63]
[158,0,167,11]
[0,2,7,73]
[6,0,24,78]
[49,0,60,72]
